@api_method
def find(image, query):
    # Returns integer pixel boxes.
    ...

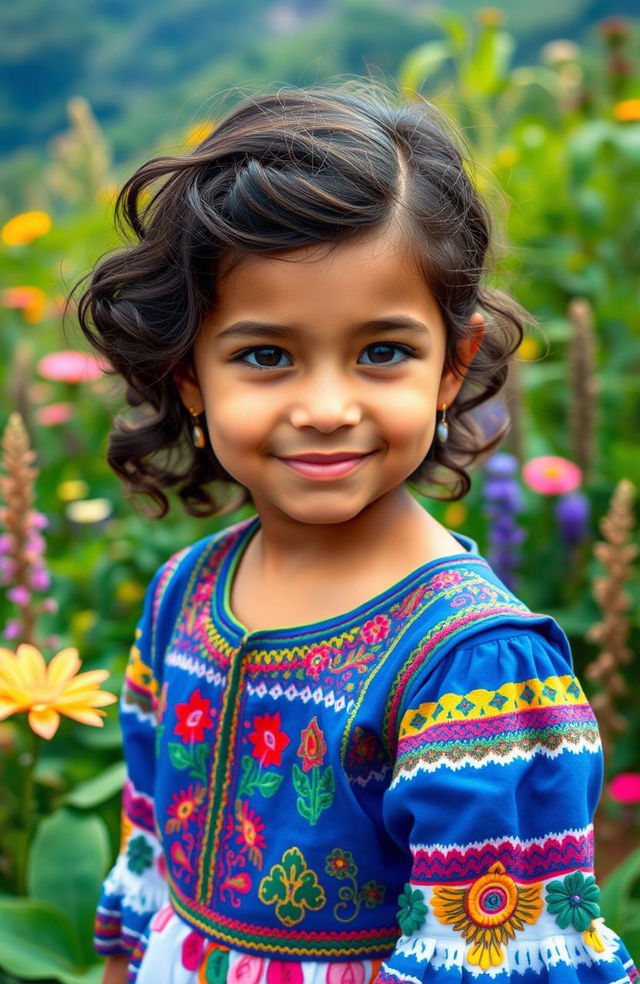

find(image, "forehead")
[211,229,438,324]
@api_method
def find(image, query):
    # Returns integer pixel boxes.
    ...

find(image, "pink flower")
[361,614,391,645]
[7,586,30,606]
[36,350,109,383]
[522,456,582,495]
[229,955,264,984]
[609,772,640,805]
[35,402,73,426]
[304,644,333,679]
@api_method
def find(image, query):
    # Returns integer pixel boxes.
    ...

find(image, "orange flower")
[0,644,116,739]
[1,286,47,323]
[613,99,640,122]
[1,211,52,246]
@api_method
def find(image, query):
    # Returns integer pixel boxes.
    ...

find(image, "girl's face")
[177,228,481,528]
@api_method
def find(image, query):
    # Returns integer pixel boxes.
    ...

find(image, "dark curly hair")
[75,79,527,517]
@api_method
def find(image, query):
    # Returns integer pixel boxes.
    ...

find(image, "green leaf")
[168,741,192,770]
[462,29,515,97]
[297,797,313,822]
[397,41,450,93]
[64,762,127,808]
[600,848,640,934]
[258,771,283,798]
[292,763,311,798]
[0,898,102,982]
[27,808,110,968]
[317,766,336,809]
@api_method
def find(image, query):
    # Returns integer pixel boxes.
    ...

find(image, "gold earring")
[437,403,449,444]
[189,408,206,449]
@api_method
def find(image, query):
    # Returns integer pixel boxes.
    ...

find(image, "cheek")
[379,388,437,449]
[203,387,273,454]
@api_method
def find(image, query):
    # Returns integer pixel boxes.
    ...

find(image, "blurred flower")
[116,580,146,605]
[522,456,582,495]
[555,492,590,546]
[7,586,30,606]
[598,17,631,41]
[613,99,640,122]
[57,479,89,502]
[1,286,47,324]
[37,350,108,383]
[65,498,112,524]
[0,643,116,739]
[443,503,467,529]
[518,336,541,361]
[3,620,21,640]
[184,121,215,147]
[541,40,580,65]
[71,610,98,637]
[609,773,640,805]
[1,211,52,246]
[495,146,519,169]
[477,8,502,28]
[608,57,634,78]
[35,403,74,427]
[484,453,525,590]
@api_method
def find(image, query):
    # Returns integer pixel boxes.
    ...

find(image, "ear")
[437,313,484,408]
[174,362,204,415]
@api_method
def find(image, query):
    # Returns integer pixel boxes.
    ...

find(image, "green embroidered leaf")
[258,770,283,798]
[292,763,311,798]
[191,742,209,781]
[168,742,192,771]
[317,766,335,809]
[296,797,313,822]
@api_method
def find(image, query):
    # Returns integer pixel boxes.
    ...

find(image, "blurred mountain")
[1,0,636,163]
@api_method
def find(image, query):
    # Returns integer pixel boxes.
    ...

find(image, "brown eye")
[238,347,292,369]
[359,343,413,366]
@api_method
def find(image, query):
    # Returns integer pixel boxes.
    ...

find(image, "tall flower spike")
[586,480,637,761]
[568,299,597,484]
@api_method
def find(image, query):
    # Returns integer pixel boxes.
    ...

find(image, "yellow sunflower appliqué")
[431,862,543,969]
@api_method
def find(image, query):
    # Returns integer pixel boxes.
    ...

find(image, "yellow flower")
[477,7,503,28]
[1,286,47,324]
[583,917,607,953]
[495,146,519,169]
[518,336,541,361]
[0,644,116,739]
[184,121,215,148]
[613,99,640,122]
[57,479,90,502]
[116,580,146,605]
[443,503,468,529]
[1,211,52,246]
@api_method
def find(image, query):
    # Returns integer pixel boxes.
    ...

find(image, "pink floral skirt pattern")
[131,904,384,984]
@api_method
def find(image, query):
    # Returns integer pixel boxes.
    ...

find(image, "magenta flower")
[609,773,640,805]
[35,403,74,426]
[37,350,108,384]
[522,456,582,495]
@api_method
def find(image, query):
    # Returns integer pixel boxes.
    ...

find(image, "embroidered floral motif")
[258,847,326,927]
[228,955,264,984]
[293,718,335,825]
[361,614,391,646]
[432,862,543,969]
[546,870,601,931]
[181,930,204,971]
[396,883,428,935]
[298,717,327,771]
[326,849,357,880]
[174,688,214,742]
[170,836,196,881]
[235,799,266,869]
[126,834,153,874]
[266,961,304,984]
[199,942,231,982]
[249,712,290,767]
[165,783,206,833]
[304,644,334,680]
[325,963,367,984]
[325,849,385,923]
[345,726,387,785]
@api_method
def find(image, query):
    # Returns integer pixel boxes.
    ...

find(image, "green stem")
[15,727,41,895]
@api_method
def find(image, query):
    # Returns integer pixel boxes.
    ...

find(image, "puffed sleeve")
[380,627,637,983]
[93,567,169,958]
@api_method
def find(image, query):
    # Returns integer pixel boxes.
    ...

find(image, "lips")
[280,452,371,463]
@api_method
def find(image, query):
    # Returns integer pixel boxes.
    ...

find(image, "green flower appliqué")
[126,834,153,875]
[397,882,428,935]
[546,871,601,932]
[258,847,326,926]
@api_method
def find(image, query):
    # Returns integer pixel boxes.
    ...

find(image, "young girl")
[77,82,637,984]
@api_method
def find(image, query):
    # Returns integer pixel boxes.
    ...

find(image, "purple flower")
[30,567,51,591]
[7,585,31,606]
[3,619,21,640]
[0,534,14,555]
[483,453,525,590]
[555,492,590,546]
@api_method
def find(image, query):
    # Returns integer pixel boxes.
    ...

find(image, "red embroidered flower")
[248,712,290,767]
[304,644,333,680]
[430,570,464,591]
[165,784,206,833]
[235,800,267,868]
[174,688,213,742]
[297,716,327,772]
[361,614,391,645]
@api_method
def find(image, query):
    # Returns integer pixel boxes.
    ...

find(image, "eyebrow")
[216,315,430,341]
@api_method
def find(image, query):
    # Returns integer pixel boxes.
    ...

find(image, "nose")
[288,368,362,431]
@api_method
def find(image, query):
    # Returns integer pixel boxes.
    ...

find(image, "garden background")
[0,1,639,980]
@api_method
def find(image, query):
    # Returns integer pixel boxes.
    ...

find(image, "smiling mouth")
[277,452,375,480]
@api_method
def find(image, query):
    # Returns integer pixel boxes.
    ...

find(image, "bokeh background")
[0,2,639,980]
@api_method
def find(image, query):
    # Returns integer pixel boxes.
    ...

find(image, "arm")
[380,628,637,981]
[94,570,168,966]
[101,953,129,984]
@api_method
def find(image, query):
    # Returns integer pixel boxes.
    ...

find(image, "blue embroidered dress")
[94,515,637,984]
